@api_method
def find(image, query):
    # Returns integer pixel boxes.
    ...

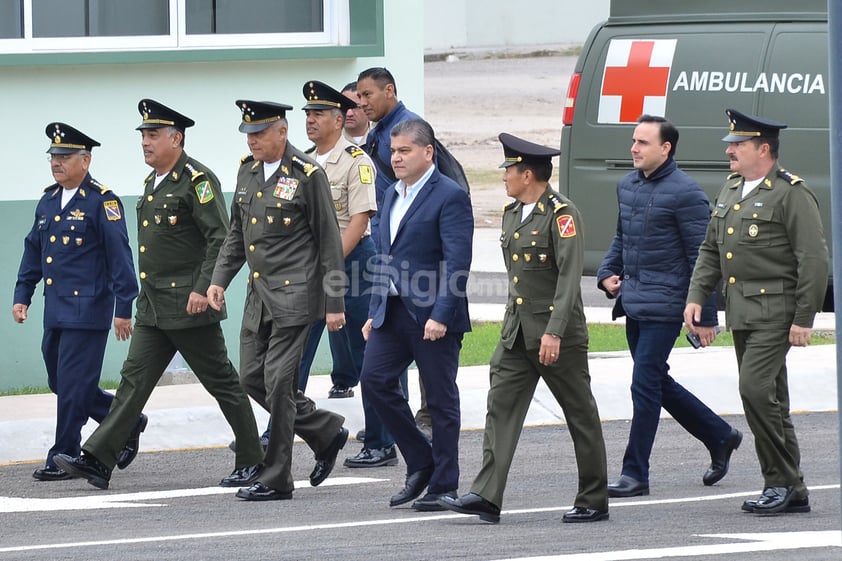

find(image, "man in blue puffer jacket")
[597,115,742,497]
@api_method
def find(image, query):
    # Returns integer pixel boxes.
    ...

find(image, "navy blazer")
[369,168,473,333]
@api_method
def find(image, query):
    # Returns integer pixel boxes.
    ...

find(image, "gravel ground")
[424,53,577,227]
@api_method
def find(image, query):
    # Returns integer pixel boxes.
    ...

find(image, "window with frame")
[0,0,348,53]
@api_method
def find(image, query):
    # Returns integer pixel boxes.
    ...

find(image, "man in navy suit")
[360,118,473,511]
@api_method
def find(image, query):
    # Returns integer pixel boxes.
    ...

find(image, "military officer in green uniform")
[56,99,264,491]
[439,134,608,524]
[685,109,828,515]
[208,100,348,501]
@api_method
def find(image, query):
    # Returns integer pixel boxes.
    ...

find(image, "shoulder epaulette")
[726,172,741,180]
[777,168,804,186]
[304,146,316,155]
[547,192,568,213]
[503,200,518,212]
[292,155,319,177]
[240,153,254,166]
[89,179,111,195]
[345,145,365,158]
[43,183,59,195]
[184,161,206,182]
[143,170,155,184]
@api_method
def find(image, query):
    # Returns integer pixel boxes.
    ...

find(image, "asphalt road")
[2,413,839,561]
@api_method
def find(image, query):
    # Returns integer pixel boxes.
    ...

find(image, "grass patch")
[460,322,836,367]
[1,324,834,396]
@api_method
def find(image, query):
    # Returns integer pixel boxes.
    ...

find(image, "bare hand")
[539,333,561,365]
[114,317,133,341]
[601,275,621,297]
[12,303,28,324]
[423,319,447,341]
[326,312,346,332]
[186,291,209,315]
[362,318,373,341]
[693,325,718,347]
[207,285,225,311]
[789,324,812,347]
[683,303,703,334]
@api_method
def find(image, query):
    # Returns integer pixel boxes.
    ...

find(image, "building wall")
[0,0,424,391]
[424,0,609,50]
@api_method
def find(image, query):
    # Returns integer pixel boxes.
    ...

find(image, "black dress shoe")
[54,452,111,490]
[607,475,649,498]
[32,466,74,481]
[703,428,742,486]
[746,486,795,514]
[412,490,456,511]
[389,467,434,507]
[310,427,349,486]
[219,464,261,487]
[235,482,292,501]
[562,506,610,523]
[117,413,148,470]
[742,495,810,514]
[343,446,399,468]
[437,492,501,523]
[328,385,355,399]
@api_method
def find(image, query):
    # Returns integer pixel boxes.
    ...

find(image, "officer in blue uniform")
[13,123,138,481]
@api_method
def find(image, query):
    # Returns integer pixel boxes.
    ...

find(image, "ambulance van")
[559,0,831,306]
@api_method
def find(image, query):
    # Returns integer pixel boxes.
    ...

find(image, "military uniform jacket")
[212,143,345,331]
[687,165,828,330]
[499,187,587,350]
[135,152,229,329]
[306,136,377,235]
[14,174,138,330]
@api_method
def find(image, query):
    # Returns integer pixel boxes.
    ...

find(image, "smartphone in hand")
[686,326,721,349]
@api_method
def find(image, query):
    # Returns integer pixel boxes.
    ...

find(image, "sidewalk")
[1,303,837,465]
[1,227,837,465]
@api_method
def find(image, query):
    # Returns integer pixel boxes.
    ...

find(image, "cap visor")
[722,133,749,142]
[47,147,81,154]
[239,122,273,133]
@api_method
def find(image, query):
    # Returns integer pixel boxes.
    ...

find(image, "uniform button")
[49,235,56,243]
[253,271,260,279]
[238,197,243,203]
[752,213,758,218]
[726,252,733,260]
[549,305,554,311]
[70,225,75,231]
[140,272,147,279]
[284,280,290,286]
[727,227,734,235]
[277,203,282,208]
[515,297,523,305]
[46,278,53,285]
[143,219,149,227]
[760,288,766,294]
[251,217,258,225]
[139,245,146,253]
[512,254,519,262]
[147,195,154,202]
[171,282,176,288]
[54,216,60,222]
[733,203,741,211]
[249,244,255,252]
[73,290,79,296]
[531,241,537,246]
[513,276,518,283]
[513,233,520,240]
[46,256,53,264]
[728,276,736,285]
[256,192,263,198]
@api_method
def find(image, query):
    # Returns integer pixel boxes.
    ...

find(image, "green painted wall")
[0,0,425,392]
